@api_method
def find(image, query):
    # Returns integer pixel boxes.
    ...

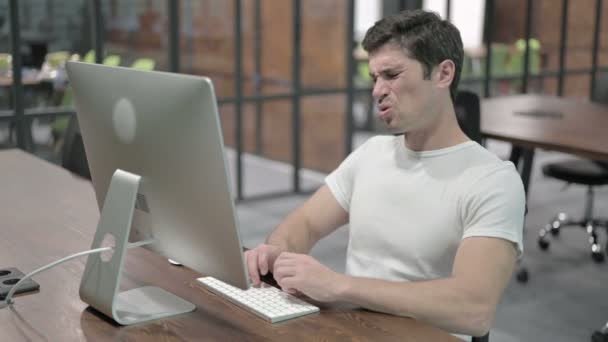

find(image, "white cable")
[0,239,154,309]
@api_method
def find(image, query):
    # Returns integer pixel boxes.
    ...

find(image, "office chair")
[472,333,490,342]
[592,322,608,342]
[537,160,608,262]
[454,90,482,144]
[537,73,608,263]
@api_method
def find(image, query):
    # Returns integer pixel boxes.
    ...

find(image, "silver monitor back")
[66,61,249,289]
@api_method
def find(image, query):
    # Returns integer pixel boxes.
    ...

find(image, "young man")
[244,10,525,337]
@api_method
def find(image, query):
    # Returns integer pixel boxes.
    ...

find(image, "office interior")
[0,0,607,341]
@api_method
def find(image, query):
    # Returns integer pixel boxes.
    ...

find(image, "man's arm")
[274,236,517,336]
[266,184,348,253]
[245,185,348,284]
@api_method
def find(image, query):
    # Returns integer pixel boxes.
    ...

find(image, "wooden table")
[0,149,460,341]
[481,94,608,193]
[0,75,42,87]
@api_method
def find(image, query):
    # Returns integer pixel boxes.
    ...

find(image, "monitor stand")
[79,169,195,325]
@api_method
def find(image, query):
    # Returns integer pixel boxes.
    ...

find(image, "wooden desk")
[0,75,42,87]
[482,94,608,160]
[481,94,608,192]
[0,149,460,341]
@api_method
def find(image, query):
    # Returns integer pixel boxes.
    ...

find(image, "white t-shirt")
[325,135,526,281]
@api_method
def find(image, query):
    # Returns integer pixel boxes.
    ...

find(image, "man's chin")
[387,127,405,136]
[383,122,406,135]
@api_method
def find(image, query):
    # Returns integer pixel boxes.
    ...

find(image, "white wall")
[355,0,485,48]
[423,0,485,49]
[355,0,381,41]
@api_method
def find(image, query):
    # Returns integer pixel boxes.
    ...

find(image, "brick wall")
[106,0,348,173]
[494,0,608,99]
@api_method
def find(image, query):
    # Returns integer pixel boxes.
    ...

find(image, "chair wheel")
[591,251,605,263]
[591,330,608,342]
[538,238,550,250]
[516,268,529,283]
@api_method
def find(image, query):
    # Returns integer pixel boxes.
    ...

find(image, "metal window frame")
[3,0,607,202]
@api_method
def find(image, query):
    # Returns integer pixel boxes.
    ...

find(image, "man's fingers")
[275,252,299,267]
[258,250,268,275]
[277,252,297,260]
[245,250,261,285]
[273,265,296,283]
[278,276,298,294]
[273,256,294,269]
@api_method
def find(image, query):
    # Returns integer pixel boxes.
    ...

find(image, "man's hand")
[273,252,347,302]
[244,244,284,286]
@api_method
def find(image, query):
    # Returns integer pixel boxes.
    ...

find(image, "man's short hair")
[362,10,464,102]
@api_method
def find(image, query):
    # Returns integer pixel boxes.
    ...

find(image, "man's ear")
[435,59,455,90]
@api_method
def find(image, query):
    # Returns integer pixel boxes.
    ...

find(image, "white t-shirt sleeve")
[461,162,526,257]
[324,138,373,212]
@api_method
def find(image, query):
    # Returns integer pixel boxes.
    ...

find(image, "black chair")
[471,333,489,342]
[592,322,608,342]
[537,160,608,262]
[454,90,482,144]
[455,91,490,342]
[537,73,608,263]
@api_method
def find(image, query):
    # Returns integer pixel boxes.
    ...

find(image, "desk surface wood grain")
[482,94,608,160]
[0,149,460,341]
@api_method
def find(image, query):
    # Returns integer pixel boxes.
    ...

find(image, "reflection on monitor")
[66,61,250,324]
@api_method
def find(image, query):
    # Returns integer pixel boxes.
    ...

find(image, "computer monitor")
[65,62,250,322]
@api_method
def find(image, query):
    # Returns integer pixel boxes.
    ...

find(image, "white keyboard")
[197,276,319,323]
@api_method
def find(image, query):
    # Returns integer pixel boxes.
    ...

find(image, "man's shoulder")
[459,145,521,185]
[464,142,504,164]
[462,160,524,199]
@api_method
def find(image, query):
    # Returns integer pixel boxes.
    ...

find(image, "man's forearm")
[336,275,495,336]
[266,185,347,255]
[266,209,317,254]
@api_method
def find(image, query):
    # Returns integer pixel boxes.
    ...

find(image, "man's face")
[368,43,440,134]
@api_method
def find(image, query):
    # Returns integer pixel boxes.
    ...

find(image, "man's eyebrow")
[369,66,406,78]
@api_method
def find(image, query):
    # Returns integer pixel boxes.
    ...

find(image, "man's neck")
[402,103,470,152]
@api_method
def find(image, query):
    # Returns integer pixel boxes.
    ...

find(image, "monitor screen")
[66,61,250,290]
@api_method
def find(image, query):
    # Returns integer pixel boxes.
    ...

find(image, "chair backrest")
[594,160,608,171]
[472,333,490,342]
[131,58,155,71]
[591,71,608,170]
[454,90,482,144]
